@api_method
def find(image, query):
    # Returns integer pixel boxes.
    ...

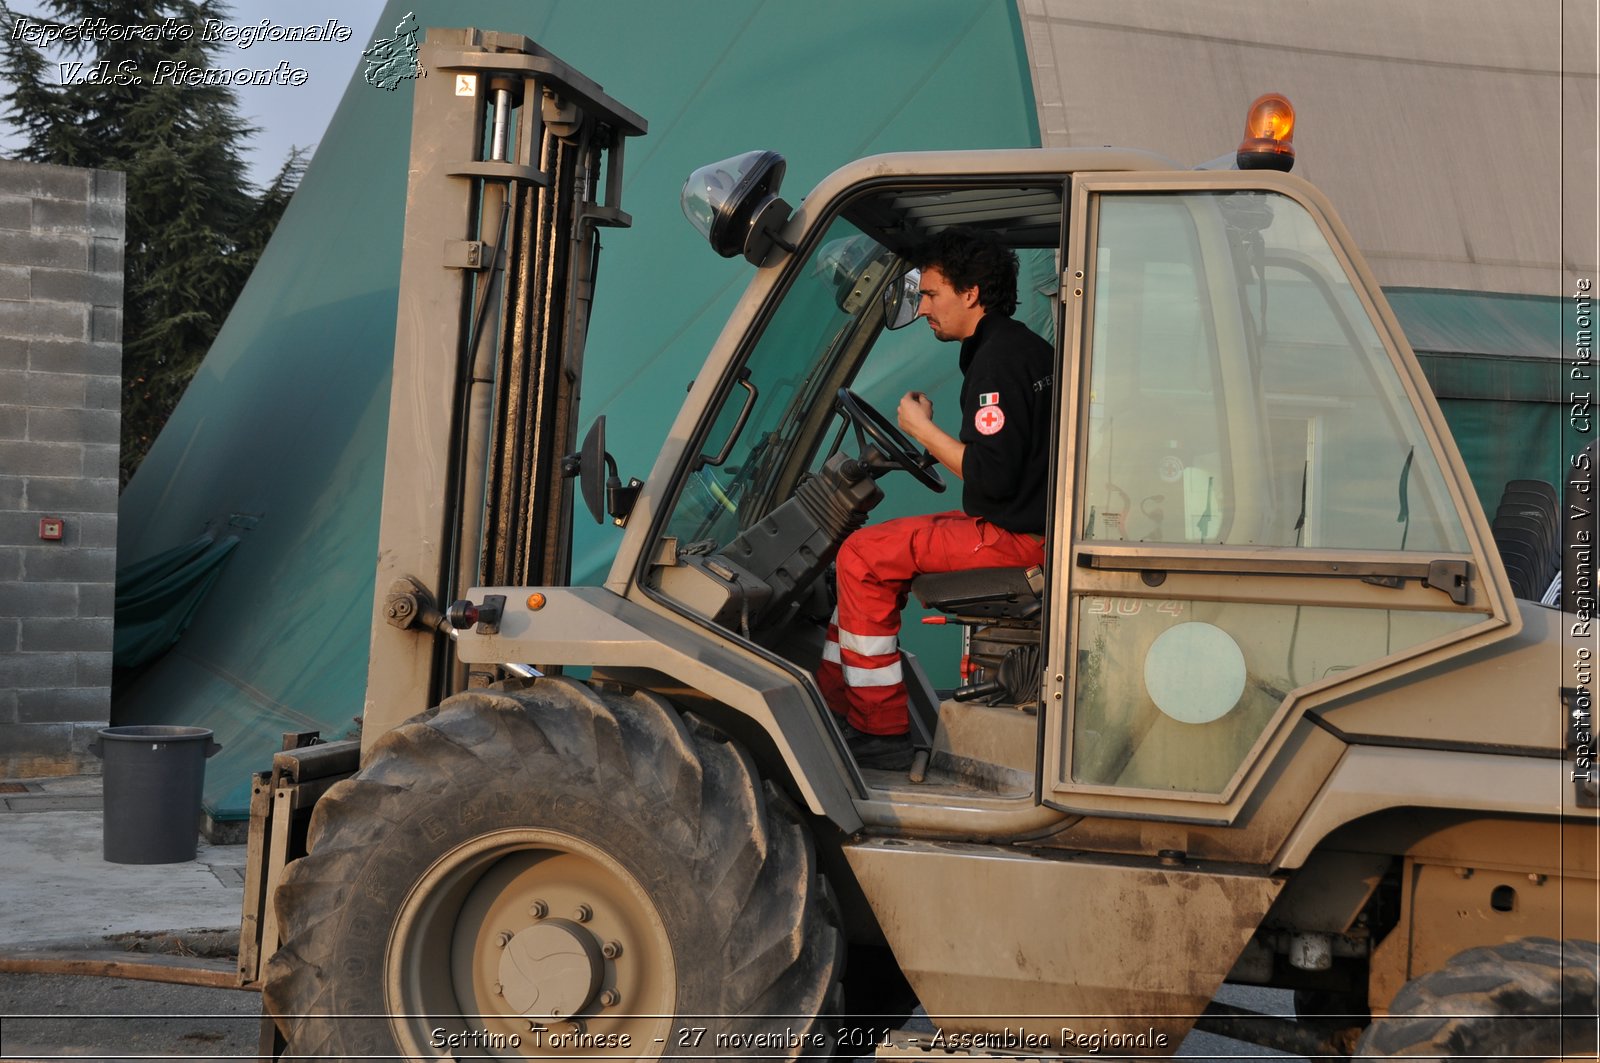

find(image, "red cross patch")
[974,405,1006,435]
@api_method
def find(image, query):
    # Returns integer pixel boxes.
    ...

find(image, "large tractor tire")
[1355,937,1599,1061]
[263,678,843,1060]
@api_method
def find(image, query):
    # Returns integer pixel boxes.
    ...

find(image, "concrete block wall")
[0,160,125,777]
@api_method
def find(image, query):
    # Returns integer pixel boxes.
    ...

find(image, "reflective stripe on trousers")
[816,510,1044,735]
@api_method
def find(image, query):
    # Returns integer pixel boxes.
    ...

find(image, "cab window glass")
[1081,192,1468,552]
[1070,597,1478,794]
[664,218,878,548]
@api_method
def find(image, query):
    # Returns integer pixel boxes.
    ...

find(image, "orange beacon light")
[1236,93,1296,171]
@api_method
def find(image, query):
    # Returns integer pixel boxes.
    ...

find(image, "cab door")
[1042,171,1517,822]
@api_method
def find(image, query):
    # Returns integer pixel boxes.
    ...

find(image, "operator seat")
[911,565,1045,621]
[911,565,1046,706]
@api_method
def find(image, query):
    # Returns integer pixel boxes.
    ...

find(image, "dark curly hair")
[910,227,1019,317]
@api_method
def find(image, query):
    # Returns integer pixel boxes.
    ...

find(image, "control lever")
[952,678,1004,702]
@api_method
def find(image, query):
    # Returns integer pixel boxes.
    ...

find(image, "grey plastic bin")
[91,725,222,864]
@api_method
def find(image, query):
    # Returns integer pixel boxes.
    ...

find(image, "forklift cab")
[635,131,1512,825]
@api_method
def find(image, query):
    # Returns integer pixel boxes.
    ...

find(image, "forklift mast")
[362,28,646,744]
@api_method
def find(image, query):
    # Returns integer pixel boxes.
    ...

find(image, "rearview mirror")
[882,268,921,330]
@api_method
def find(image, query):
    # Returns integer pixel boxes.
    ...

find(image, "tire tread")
[1356,937,1599,1061]
[263,677,841,1060]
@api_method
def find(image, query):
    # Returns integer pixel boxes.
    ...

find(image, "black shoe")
[836,718,914,771]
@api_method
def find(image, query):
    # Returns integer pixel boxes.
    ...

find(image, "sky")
[0,0,391,188]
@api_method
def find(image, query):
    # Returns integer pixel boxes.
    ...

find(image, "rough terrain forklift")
[238,26,1599,1061]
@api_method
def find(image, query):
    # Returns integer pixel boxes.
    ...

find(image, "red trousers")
[817,511,1045,735]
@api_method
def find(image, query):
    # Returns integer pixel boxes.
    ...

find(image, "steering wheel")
[836,388,946,493]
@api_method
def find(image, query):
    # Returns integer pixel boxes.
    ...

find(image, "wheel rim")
[386,828,675,1059]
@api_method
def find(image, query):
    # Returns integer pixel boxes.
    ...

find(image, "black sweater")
[956,313,1054,534]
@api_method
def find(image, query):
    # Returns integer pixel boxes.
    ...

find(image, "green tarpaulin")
[113,533,240,669]
[113,0,1042,820]
[1385,288,1572,514]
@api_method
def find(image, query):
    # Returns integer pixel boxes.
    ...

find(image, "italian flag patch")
[979,391,999,406]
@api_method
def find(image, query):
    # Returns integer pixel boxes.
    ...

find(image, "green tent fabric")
[1385,287,1564,363]
[1384,287,1572,513]
[113,534,240,669]
[113,0,1041,820]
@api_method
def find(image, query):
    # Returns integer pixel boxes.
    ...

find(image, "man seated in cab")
[818,227,1054,769]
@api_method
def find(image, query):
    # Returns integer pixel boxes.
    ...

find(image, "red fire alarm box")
[39,517,64,541]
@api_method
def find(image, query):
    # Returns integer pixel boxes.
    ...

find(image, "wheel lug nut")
[529,899,548,919]
[496,931,514,948]
[573,904,593,923]
[492,982,504,996]
[600,989,621,1007]
[602,940,622,959]
[565,1020,587,1034]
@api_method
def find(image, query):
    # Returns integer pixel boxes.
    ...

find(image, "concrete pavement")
[0,775,245,953]
[0,774,257,1061]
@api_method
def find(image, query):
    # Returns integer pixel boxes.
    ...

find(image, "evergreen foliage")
[0,0,305,484]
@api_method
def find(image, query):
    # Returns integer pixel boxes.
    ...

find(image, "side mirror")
[681,150,794,266]
[574,417,609,525]
[882,267,922,330]
[562,417,641,527]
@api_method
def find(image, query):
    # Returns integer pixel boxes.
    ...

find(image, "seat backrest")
[1493,478,1561,600]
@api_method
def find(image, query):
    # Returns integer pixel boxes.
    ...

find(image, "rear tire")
[263,678,842,1060]
[1355,937,1599,1061]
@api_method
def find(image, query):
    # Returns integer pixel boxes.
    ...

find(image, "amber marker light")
[526,592,547,610]
[1236,93,1295,172]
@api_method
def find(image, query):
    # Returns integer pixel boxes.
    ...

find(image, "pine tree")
[0,0,304,484]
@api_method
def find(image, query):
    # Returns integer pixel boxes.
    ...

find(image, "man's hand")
[897,390,966,480]
[897,391,935,436]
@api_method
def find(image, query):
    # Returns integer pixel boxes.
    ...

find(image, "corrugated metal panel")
[1017,0,1596,296]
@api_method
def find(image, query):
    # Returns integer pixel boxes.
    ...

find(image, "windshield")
[662,184,1065,554]
[666,219,897,547]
